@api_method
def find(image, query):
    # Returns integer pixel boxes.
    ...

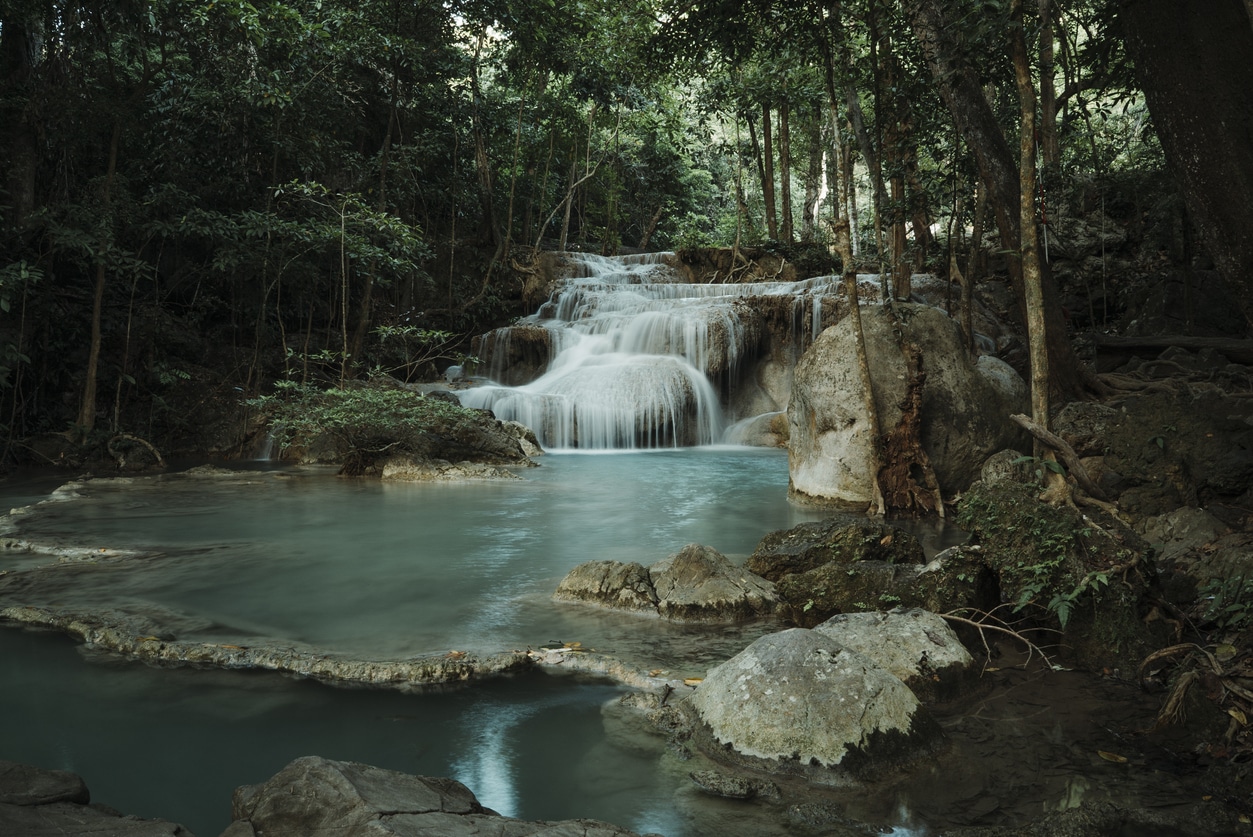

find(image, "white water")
[460,253,846,449]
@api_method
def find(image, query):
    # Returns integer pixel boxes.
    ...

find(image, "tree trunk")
[78,120,122,433]
[779,101,794,243]
[1120,0,1253,328]
[0,17,41,232]
[470,33,501,249]
[1012,0,1050,439]
[803,115,824,242]
[901,0,1092,399]
[1038,0,1060,167]
[761,102,779,240]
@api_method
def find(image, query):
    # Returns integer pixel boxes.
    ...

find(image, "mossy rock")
[774,550,995,629]
[956,480,1162,672]
[747,516,926,583]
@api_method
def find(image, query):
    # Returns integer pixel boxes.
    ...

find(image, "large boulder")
[813,609,975,702]
[787,303,1028,508]
[553,545,777,623]
[228,756,646,837]
[686,629,944,784]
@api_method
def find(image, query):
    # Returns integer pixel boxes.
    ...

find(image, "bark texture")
[1120,0,1253,328]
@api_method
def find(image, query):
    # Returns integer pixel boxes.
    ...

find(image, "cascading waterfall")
[459,252,847,450]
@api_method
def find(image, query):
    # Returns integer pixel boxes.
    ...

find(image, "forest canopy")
[0,0,1249,464]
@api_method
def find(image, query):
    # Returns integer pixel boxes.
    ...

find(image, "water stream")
[0,254,1211,835]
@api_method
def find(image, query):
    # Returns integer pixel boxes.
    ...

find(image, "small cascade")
[460,253,849,450]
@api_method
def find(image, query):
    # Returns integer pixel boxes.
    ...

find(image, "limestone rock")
[230,756,647,837]
[686,629,943,783]
[813,609,975,702]
[787,303,1028,507]
[554,545,777,623]
[553,560,659,612]
[502,420,544,457]
[379,457,523,481]
[649,543,776,622]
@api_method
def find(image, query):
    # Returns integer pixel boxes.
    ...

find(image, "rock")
[553,545,778,623]
[1138,507,1230,562]
[813,609,975,702]
[0,761,190,836]
[0,760,89,806]
[650,544,777,622]
[746,516,926,582]
[502,420,544,457]
[553,560,659,612]
[0,605,535,689]
[788,303,1028,508]
[979,449,1037,486]
[379,457,523,481]
[229,756,648,837]
[686,629,944,784]
[688,770,781,801]
[1053,402,1119,458]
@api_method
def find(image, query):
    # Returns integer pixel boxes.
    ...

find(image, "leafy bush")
[248,380,479,474]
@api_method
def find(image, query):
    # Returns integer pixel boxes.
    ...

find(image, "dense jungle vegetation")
[0,0,1250,466]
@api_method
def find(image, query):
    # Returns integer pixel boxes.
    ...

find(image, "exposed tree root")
[107,433,166,470]
[1010,412,1110,502]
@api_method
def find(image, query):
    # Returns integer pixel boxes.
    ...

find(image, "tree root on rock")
[107,433,166,470]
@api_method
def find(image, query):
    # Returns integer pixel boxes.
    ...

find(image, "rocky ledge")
[1,756,654,837]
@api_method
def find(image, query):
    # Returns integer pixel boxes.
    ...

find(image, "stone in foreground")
[0,760,190,836]
[686,629,943,784]
[813,608,975,702]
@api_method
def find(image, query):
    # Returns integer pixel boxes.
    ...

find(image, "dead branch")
[107,433,166,469]
[1009,413,1110,502]
[941,609,1059,670]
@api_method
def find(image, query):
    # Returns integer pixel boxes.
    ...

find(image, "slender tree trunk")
[1038,0,1060,167]
[761,102,779,240]
[470,32,500,249]
[902,0,1092,399]
[803,114,823,242]
[77,120,122,432]
[779,101,794,243]
[0,18,41,232]
[1011,0,1049,439]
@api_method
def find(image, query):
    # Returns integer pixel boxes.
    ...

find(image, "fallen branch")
[941,608,1059,670]
[1009,413,1110,502]
[107,433,166,469]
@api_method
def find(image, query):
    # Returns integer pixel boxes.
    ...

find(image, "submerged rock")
[553,544,777,623]
[686,628,944,784]
[228,756,649,837]
[813,608,975,702]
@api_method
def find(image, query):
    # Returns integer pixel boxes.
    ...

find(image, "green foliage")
[247,379,480,473]
[956,481,1100,628]
[1198,576,1253,633]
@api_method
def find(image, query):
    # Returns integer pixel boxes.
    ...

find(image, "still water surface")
[0,449,832,835]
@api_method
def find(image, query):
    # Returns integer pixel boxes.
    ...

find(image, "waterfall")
[459,253,848,450]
